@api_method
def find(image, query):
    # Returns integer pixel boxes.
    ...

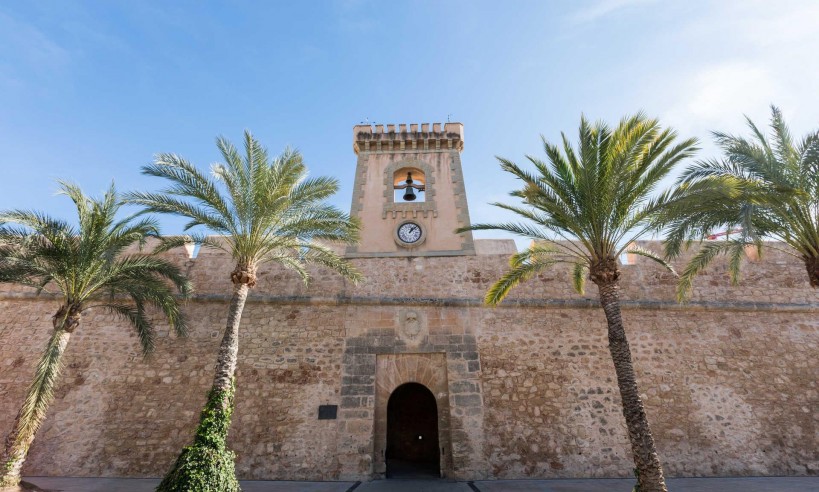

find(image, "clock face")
[397,222,423,244]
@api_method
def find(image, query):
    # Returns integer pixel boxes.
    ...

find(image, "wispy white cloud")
[569,0,658,23]
[676,0,819,50]
[332,0,377,33]
[664,61,778,137]
[650,0,819,143]
[0,11,69,70]
[0,11,72,95]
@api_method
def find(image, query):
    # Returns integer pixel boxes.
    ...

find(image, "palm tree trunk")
[207,281,248,414]
[1,327,72,486]
[597,280,667,492]
[805,255,819,288]
[156,280,249,492]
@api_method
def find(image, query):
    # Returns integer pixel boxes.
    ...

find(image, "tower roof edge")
[353,122,464,155]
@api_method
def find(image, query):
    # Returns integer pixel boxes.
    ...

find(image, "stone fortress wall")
[0,240,816,480]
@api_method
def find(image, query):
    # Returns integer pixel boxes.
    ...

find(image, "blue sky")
[2,0,818,240]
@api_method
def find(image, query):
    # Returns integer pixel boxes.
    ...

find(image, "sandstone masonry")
[0,240,817,480]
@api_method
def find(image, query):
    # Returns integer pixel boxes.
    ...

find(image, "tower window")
[393,168,426,203]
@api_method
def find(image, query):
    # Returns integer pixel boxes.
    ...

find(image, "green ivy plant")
[156,380,240,492]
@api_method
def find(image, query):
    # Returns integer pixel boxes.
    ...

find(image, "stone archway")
[373,353,453,479]
[386,383,440,478]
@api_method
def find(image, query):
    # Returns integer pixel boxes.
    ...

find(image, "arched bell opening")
[386,382,441,479]
[393,167,426,203]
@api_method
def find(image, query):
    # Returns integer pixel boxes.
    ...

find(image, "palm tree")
[126,131,362,491]
[663,105,819,299]
[0,182,190,487]
[458,114,697,492]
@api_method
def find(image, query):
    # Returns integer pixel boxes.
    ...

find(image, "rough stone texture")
[479,307,818,478]
[0,240,817,481]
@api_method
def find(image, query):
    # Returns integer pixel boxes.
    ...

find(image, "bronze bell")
[396,172,424,201]
[402,172,417,201]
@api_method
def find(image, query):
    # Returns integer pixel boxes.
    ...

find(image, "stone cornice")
[353,122,464,154]
[5,291,817,313]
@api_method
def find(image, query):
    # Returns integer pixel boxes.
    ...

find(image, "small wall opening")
[393,167,426,203]
[620,242,637,265]
[386,382,440,479]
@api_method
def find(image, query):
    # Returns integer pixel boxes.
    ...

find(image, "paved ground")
[10,476,819,492]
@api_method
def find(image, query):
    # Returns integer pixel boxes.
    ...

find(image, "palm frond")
[624,245,678,277]
[12,329,68,445]
[104,302,155,355]
[485,253,555,306]
[132,133,360,289]
[124,191,232,233]
[151,234,225,256]
[462,112,696,304]
[676,241,730,301]
[301,243,363,284]
[1,183,191,340]
[669,105,819,290]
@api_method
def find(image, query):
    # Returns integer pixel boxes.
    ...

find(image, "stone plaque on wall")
[398,308,427,344]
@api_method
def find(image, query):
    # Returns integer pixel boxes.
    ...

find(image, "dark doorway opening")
[386,383,441,479]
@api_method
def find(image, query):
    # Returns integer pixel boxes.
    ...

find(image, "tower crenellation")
[353,122,464,154]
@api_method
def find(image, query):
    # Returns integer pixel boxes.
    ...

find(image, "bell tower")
[346,122,475,257]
